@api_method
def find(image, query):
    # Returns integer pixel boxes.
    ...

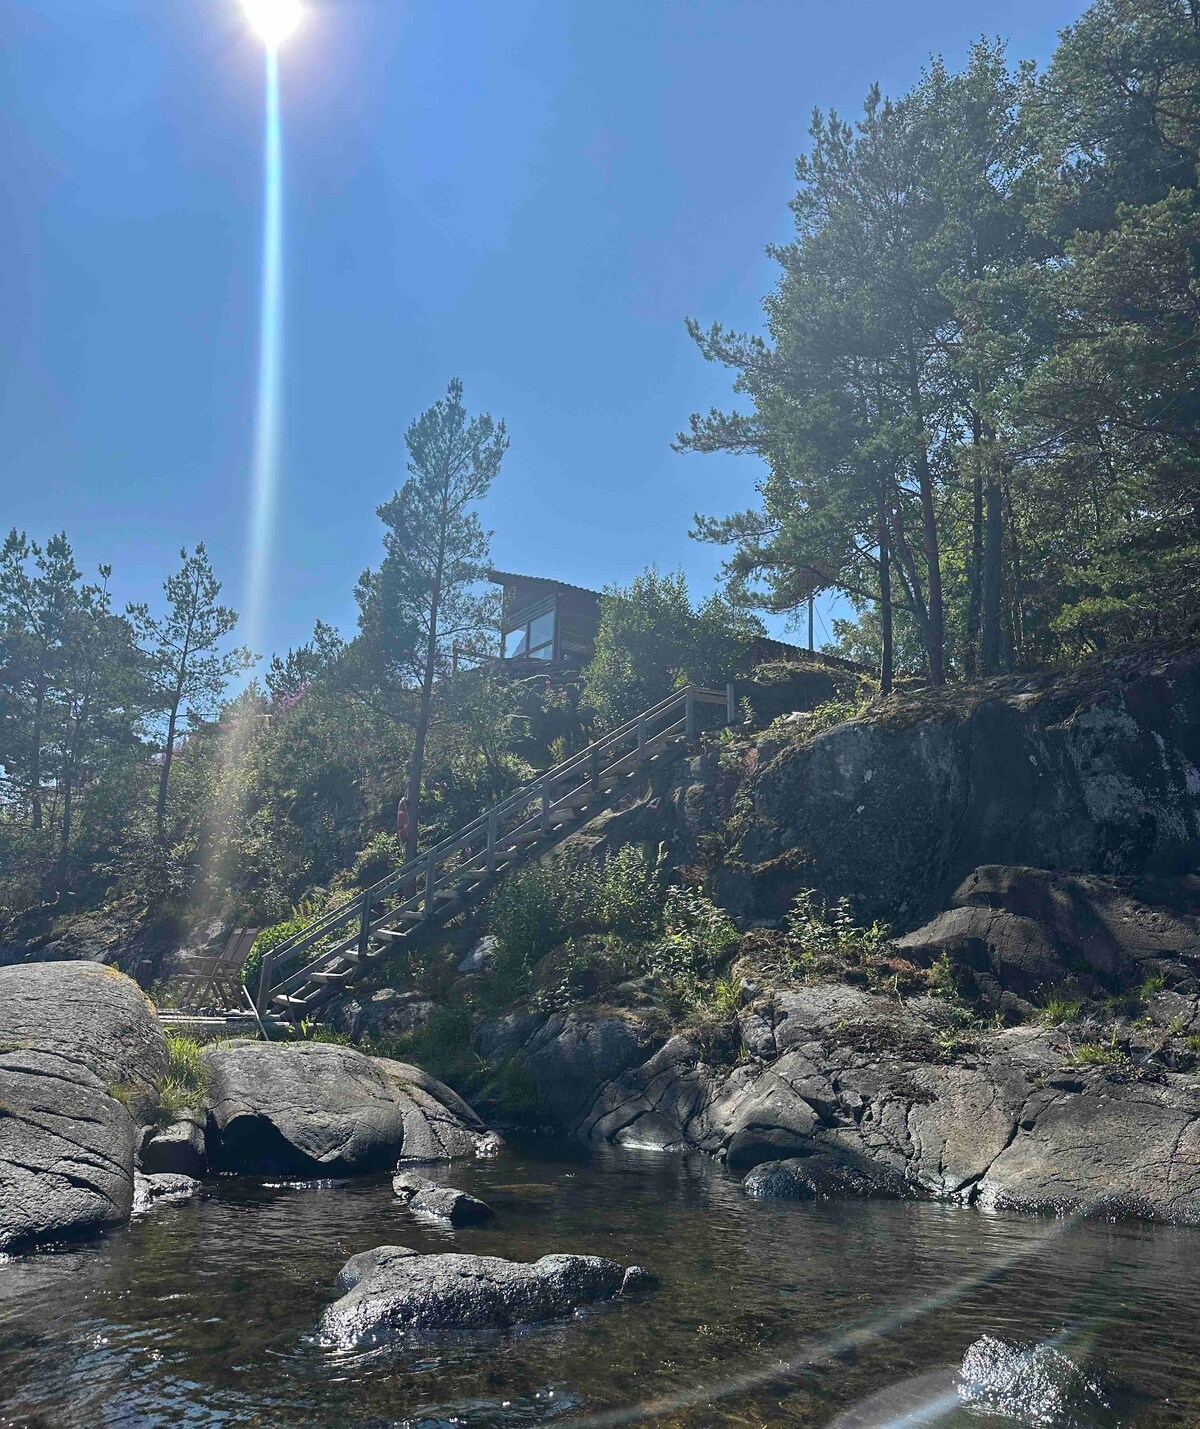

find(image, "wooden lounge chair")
[175,927,259,1013]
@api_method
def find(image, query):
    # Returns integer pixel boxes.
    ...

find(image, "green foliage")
[1037,992,1084,1027]
[489,845,663,975]
[1067,1031,1130,1069]
[243,896,331,989]
[583,566,763,727]
[786,888,888,957]
[351,832,402,888]
[155,1034,211,1120]
[681,4,1200,680]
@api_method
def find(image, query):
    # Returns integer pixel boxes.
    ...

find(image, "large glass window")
[503,603,557,660]
[528,609,556,659]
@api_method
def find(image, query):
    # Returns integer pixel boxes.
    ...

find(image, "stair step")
[372,926,414,945]
[309,968,354,984]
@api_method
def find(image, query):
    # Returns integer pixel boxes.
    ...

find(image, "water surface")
[1,1138,1198,1426]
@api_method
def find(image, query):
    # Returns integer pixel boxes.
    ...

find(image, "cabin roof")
[486,569,603,600]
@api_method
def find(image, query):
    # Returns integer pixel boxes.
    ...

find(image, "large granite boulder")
[201,1041,495,1175]
[321,1245,654,1349]
[521,1013,656,1127]
[373,1057,497,1162]
[0,962,168,1251]
[719,645,1200,926]
[898,866,1200,1011]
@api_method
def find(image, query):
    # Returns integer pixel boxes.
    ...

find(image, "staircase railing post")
[590,745,600,791]
[357,893,371,957]
[256,950,276,1017]
[685,688,695,743]
[487,808,497,874]
[540,778,550,836]
[424,849,437,919]
[636,715,646,763]
[726,682,736,725]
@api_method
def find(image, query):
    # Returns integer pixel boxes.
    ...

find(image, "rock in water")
[321,1247,655,1349]
[132,1171,201,1213]
[203,1041,407,1176]
[958,1334,1113,1425]
[410,1186,494,1226]
[742,1153,911,1201]
[140,1111,207,1178]
[202,1041,498,1176]
[0,962,168,1252]
[392,1169,494,1224]
[374,1057,500,1162]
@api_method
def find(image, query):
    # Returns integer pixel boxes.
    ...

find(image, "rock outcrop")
[0,962,168,1251]
[498,969,1200,1224]
[321,1246,654,1349]
[202,1041,495,1175]
[719,645,1200,926]
[898,865,1200,1014]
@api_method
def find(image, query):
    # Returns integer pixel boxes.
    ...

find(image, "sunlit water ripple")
[1,1137,1199,1426]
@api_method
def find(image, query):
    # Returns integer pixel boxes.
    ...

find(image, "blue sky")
[2,0,1088,669]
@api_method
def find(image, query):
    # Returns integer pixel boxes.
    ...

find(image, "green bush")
[489,845,664,973]
[351,832,403,887]
[643,886,739,1007]
[242,894,333,989]
[786,888,888,956]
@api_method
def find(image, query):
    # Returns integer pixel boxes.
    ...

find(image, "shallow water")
[2,1137,1199,1427]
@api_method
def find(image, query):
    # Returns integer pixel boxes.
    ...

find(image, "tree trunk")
[30,679,45,830]
[908,367,945,684]
[156,688,182,836]
[964,413,984,676]
[406,575,442,865]
[980,471,1005,675]
[877,498,893,696]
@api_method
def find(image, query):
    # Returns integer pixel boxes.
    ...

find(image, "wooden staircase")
[255,684,734,1031]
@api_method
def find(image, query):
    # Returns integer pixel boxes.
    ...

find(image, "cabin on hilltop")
[486,567,848,676]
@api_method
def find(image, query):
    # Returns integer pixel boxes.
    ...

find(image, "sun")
[242,0,302,47]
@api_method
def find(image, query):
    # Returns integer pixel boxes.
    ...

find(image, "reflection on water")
[1,1137,1198,1426]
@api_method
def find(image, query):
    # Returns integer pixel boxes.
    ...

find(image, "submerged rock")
[0,962,168,1252]
[321,1246,655,1349]
[958,1334,1114,1425]
[202,1042,496,1176]
[132,1171,201,1213]
[743,1153,912,1201]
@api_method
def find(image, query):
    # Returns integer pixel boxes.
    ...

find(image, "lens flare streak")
[245,46,284,659]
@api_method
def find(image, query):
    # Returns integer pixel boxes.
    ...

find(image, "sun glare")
[242,0,302,48]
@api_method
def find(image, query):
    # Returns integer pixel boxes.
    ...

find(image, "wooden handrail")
[256,683,729,1006]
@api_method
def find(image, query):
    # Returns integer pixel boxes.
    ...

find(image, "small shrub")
[642,887,739,1008]
[1139,970,1166,999]
[787,889,888,957]
[352,832,403,887]
[1037,991,1084,1026]
[1168,1015,1189,1037]
[1067,1032,1129,1068]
